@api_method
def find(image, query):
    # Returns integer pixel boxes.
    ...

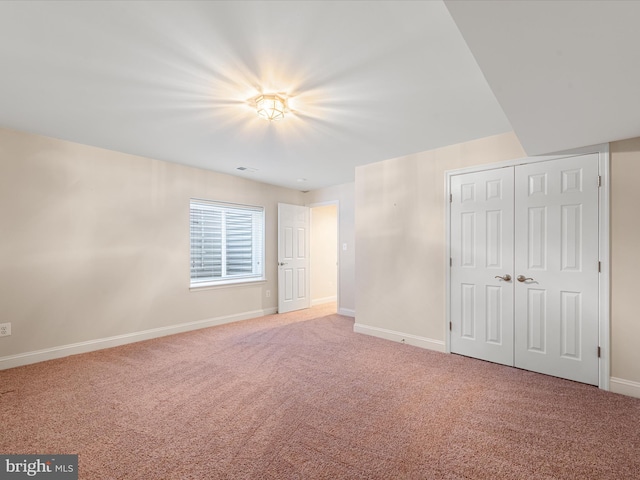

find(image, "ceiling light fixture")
[255,94,286,121]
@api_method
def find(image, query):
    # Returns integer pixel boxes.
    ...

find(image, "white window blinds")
[190,200,265,287]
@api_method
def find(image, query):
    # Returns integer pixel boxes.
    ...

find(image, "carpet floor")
[1,304,639,479]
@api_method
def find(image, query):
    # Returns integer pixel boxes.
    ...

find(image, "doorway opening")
[310,203,338,314]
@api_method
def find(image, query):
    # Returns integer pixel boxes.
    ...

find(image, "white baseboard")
[311,296,337,306]
[0,307,278,371]
[338,307,355,317]
[610,377,640,399]
[353,323,445,353]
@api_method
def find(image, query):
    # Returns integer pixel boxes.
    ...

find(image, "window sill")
[189,278,267,292]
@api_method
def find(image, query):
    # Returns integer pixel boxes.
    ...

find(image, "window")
[190,199,265,287]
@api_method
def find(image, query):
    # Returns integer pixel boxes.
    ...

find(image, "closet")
[449,154,601,385]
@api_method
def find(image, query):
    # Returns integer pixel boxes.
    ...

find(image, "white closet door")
[514,155,600,385]
[450,167,515,366]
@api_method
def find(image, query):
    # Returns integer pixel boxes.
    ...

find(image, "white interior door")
[449,154,600,385]
[450,167,515,366]
[514,155,600,385]
[278,203,310,313]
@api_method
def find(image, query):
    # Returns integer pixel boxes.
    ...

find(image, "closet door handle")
[494,274,511,281]
[517,275,534,283]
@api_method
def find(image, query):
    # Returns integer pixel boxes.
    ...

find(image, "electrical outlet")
[0,323,11,337]
[265,290,271,298]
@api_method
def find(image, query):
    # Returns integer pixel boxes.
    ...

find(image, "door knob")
[278,262,287,266]
[517,275,534,283]
[494,274,511,281]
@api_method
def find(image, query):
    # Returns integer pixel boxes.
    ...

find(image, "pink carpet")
[1,305,639,479]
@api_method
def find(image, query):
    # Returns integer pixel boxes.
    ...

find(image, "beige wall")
[0,127,304,360]
[306,183,355,315]
[310,205,338,305]
[355,132,525,341]
[610,138,640,384]
[355,130,640,391]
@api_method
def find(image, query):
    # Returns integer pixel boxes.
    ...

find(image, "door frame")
[444,144,610,390]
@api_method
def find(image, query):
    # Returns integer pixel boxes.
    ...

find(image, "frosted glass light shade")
[255,94,285,121]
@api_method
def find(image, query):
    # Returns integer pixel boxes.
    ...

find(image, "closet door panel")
[450,167,515,366]
[513,155,600,385]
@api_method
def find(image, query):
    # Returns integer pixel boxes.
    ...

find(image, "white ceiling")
[445,0,640,156]
[0,1,638,191]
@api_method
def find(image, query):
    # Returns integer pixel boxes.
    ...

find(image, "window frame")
[189,199,266,289]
